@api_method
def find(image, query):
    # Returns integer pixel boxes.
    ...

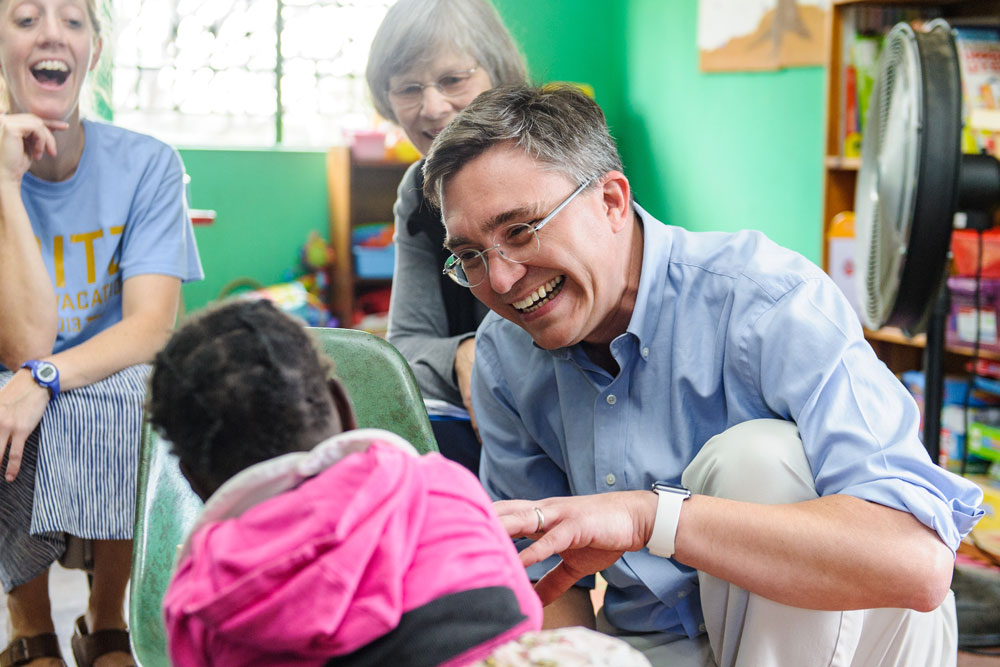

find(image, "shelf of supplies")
[864,327,924,347]
[327,146,415,326]
[865,326,1000,361]
[825,156,861,171]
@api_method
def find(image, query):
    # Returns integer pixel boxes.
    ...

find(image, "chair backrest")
[129,327,437,666]
[307,327,437,453]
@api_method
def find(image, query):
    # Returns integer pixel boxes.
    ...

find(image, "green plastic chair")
[129,327,437,666]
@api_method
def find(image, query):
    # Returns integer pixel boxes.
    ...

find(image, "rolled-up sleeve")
[746,276,984,552]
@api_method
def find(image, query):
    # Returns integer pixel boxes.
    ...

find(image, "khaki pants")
[601,419,957,667]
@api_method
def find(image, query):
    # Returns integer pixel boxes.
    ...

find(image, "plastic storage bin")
[353,245,395,279]
[347,130,387,162]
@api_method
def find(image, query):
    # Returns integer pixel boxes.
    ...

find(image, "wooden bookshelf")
[326,146,414,327]
[821,0,1000,372]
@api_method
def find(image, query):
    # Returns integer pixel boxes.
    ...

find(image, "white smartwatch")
[645,480,691,559]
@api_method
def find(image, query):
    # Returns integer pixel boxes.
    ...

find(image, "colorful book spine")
[840,6,942,157]
[953,25,1000,158]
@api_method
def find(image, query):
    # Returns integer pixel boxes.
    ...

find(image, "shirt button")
[642,347,650,358]
[605,473,616,486]
[606,394,617,405]
[699,623,706,633]
[678,590,687,599]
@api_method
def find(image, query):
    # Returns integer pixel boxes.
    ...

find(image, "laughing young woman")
[0,1,202,665]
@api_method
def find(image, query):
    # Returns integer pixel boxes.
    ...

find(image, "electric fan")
[854,20,1000,461]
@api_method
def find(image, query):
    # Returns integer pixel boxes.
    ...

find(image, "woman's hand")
[0,114,67,184]
[454,337,479,440]
[0,369,51,482]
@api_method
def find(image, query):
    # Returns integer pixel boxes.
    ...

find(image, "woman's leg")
[6,568,62,666]
[84,539,133,667]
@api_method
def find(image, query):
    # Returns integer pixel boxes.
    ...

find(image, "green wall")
[179,149,328,311]
[494,0,628,140]
[621,0,826,260]
[180,0,827,312]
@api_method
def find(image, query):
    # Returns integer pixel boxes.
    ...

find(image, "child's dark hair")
[148,299,339,491]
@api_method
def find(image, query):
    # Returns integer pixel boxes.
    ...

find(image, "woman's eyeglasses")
[388,67,479,110]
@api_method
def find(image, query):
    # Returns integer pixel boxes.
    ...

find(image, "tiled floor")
[2,565,998,665]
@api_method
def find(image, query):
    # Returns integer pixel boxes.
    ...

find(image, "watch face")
[652,481,691,496]
[35,362,57,383]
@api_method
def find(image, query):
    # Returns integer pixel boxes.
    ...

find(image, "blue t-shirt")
[474,204,984,636]
[20,119,203,353]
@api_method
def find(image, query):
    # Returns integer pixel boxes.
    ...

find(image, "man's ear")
[600,171,632,233]
[178,459,215,502]
[327,377,358,431]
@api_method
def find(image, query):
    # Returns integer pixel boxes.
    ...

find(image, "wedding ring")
[533,506,545,533]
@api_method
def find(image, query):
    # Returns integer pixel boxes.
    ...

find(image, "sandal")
[69,617,133,667]
[0,633,65,667]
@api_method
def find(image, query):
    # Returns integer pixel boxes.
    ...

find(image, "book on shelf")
[838,5,942,157]
[844,34,881,158]
[953,24,1000,158]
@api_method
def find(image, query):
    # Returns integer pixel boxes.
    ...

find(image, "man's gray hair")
[422,85,624,208]
[366,0,527,124]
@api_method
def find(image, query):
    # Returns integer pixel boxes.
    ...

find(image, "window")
[112,0,393,148]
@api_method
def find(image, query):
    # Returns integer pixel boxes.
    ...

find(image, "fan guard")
[854,21,962,335]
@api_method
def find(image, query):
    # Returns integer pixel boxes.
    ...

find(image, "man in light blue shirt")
[422,85,984,665]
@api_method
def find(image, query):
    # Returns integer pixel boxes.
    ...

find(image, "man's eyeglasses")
[388,67,479,111]
[442,178,595,288]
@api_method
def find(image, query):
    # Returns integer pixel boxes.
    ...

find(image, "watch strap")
[646,487,687,559]
[20,360,60,399]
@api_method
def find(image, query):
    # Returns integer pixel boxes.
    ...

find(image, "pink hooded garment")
[163,429,542,666]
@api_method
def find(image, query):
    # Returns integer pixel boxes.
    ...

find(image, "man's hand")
[494,492,657,605]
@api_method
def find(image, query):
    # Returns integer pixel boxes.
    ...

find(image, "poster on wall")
[699,0,830,72]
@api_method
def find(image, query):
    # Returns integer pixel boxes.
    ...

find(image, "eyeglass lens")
[389,69,476,108]
[450,223,540,286]
[444,179,593,287]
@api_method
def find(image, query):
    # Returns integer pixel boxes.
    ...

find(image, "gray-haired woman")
[366,0,526,473]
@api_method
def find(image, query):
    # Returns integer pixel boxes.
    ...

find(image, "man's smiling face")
[442,144,634,350]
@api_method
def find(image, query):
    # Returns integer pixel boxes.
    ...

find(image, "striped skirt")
[0,364,150,592]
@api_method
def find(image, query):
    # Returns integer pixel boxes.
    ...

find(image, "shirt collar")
[627,203,673,354]
[539,203,674,360]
